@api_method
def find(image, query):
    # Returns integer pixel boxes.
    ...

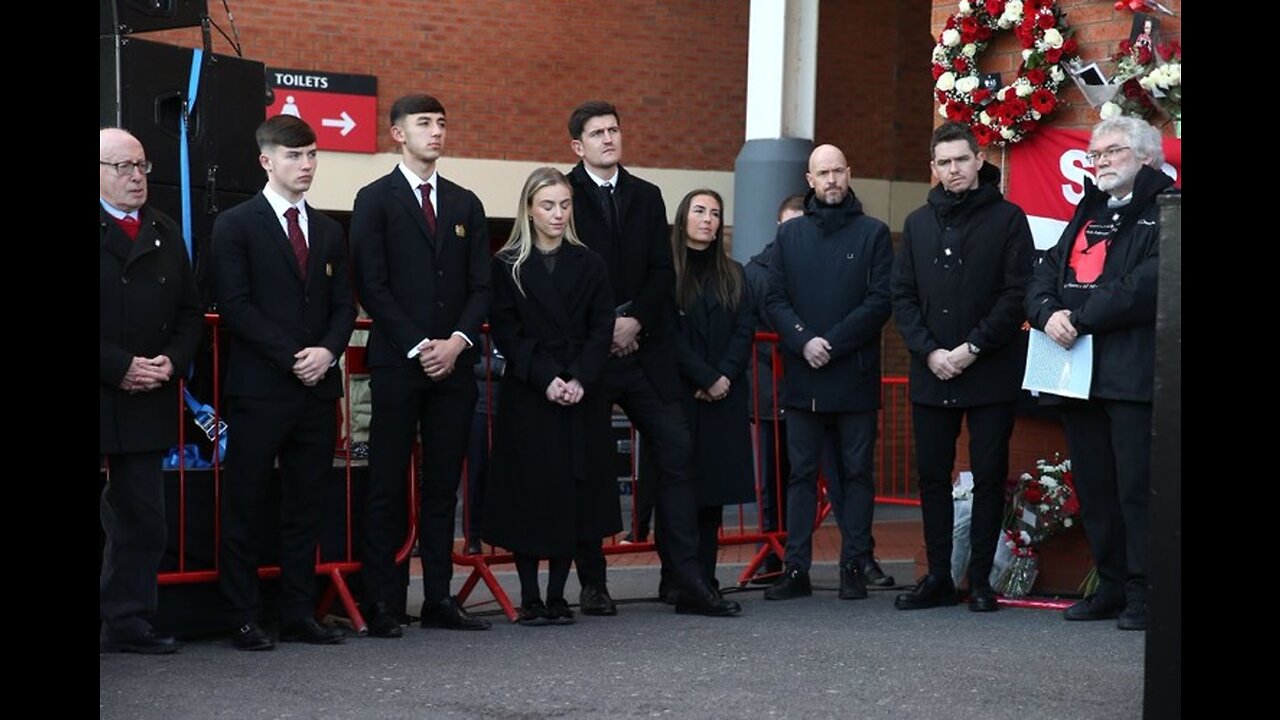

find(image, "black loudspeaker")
[100,35,266,197]
[146,184,253,299]
[100,0,208,35]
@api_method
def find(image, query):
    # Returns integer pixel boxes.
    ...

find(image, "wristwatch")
[967,342,981,355]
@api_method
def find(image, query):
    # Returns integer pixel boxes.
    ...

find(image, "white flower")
[939,104,950,118]
[1014,78,1033,97]
[958,0,972,15]
[1022,49,1033,62]
[1000,127,1016,140]
[942,28,961,47]
[933,45,949,63]
[979,111,992,125]
[1042,28,1064,49]
[1166,63,1181,85]
[1139,75,1157,91]
[1040,477,1059,489]
[1050,65,1065,83]
[936,71,957,92]
[1038,503,1050,513]
[955,76,980,94]
[1100,101,1121,119]
[1064,518,1073,527]
[1019,530,1032,544]
[963,43,978,58]
[1031,109,1042,120]
[997,86,1011,101]
[1000,1,1024,27]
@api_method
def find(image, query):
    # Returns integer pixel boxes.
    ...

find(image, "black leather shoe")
[230,622,275,651]
[365,602,403,638]
[763,565,812,601]
[516,599,550,626]
[579,584,618,616]
[101,626,181,655]
[861,558,895,588]
[839,561,868,600]
[280,618,344,644]
[420,596,492,630]
[968,586,999,613]
[894,574,959,610]
[545,597,576,625]
[658,579,680,605]
[1063,593,1124,622]
[675,581,741,616]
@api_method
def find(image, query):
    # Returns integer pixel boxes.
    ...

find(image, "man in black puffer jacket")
[1026,117,1176,632]
[891,122,1034,613]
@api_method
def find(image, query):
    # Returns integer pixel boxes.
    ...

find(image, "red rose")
[946,101,974,124]
[1063,37,1078,55]
[975,25,993,41]
[961,16,979,36]
[936,90,949,105]
[1136,45,1153,65]
[953,56,969,73]
[1019,119,1038,133]
[1030,88,1056,113]
[932,63,946,80]
[1025,68,1046,86]
[973,125,997,146]
[1044,48,1062,64]
[1025,485,1044,503]
[945,16,957,30]
[961,28,977,44]
[1036,0,1054,7]
[1160,40,1182,61]
[1004,97,1029,118]
[972,87,992,104]
[985,0,1005,16]
[1122,78,1144,98]
[1037,12,1055,30]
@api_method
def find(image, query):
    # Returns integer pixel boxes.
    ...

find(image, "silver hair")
[1092,116,1164,168]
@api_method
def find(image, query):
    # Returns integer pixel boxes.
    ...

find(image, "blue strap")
[180,48,204,262]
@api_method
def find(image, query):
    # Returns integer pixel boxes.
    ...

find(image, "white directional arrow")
[321,111,356,136]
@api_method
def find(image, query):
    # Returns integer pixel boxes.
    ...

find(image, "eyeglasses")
[100,160,153,176]
[1084,146,1130,164]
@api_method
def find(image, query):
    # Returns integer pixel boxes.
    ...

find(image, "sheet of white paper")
[1022,329,1093,400]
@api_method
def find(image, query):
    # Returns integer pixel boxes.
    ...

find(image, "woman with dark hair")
[668,189,755,603]
[483,167,617,625]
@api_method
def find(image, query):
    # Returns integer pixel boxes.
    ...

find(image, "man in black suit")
[350,94,492,636]
[100,127,203,654]
[211,115,356,650]
[566,100,739,617]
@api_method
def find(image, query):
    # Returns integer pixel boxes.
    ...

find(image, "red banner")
[1006,128,1181,249]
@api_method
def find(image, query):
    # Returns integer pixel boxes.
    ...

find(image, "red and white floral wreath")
[931,0,1080,147]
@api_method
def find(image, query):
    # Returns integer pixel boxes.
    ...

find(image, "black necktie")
[600,182,619,237]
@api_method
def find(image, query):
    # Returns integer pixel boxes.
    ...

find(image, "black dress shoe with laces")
[231,623,275,651]
[545,597,576,625]
[516,599,551,626]
[968,586,999,612]
[101,626,181,655]
[420,596,492,630]
[764,565,812,601]
[750,555,784,585]
[894,574,959,610]
[1063,593,1125,622]
[280,618,344,644]
[579,584,618,616]
[675,581,741,616]
[860,558,895,588]
[839,560,868,600]
[365,602,403,638]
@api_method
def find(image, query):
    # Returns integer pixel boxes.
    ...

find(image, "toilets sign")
[266,68,378,153]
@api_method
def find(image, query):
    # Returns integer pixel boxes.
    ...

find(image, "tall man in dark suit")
[764,144,893,602]
[566,100,739,617]
[350,94,493,636]
[892,122,1034,613]
[211,115,356,650]
[100,128,203,654]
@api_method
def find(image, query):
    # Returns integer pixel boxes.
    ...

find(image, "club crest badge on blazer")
[455,224,466,238]
[326,263,333,277]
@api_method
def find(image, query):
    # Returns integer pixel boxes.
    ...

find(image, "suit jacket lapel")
[433,178,451,259]
[100,207,135,265]
[614,166,635,228]
[390,169,437,254]
[254,193,305,284]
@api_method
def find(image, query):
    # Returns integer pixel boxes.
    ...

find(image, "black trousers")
[100,451,167,635]
[363,365,476,611]
[913,401,1016,585]
[219,393,336,626]
[755,419,790,533]
[783,409,876,569]
[1061,398,1151,597]
[575,361,704,593]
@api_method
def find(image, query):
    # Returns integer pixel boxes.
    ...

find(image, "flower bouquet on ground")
[994,456,1080,597]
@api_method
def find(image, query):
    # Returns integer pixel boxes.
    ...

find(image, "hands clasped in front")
[695,375,730,402]
[926,344,978,382]
[545,377,585,406]
[293,347,335,387]
[120,355,174,394]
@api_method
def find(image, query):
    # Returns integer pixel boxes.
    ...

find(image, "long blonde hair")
[497,167,585,295]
